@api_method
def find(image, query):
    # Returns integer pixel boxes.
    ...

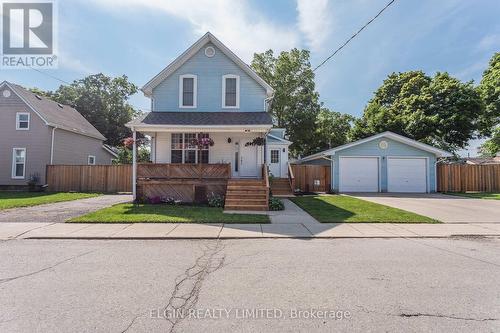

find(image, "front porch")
[127,111,293,210]
[136,162,270,211]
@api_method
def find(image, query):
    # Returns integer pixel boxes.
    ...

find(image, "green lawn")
[68,203,270,223]
[291,195,438,223]
[0,192,101,210]
[444,192,500,200]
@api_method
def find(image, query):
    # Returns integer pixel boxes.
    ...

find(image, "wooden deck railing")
[288,162,295,192]
[137,163,231,180]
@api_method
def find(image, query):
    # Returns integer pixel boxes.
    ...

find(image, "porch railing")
[262,163,270,204]
[288,162,295,192]
[137,163,231,180]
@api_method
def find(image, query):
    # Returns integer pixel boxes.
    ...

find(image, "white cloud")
[58,51,96,74]
[86,0,299,62]
[477,33,500,51]
[296,0,333,52]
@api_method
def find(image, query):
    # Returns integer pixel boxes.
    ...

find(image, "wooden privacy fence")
[291,164,331,193]
[437,164,500,192]
[47,165,132,193]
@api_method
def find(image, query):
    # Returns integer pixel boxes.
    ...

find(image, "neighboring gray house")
[0,81,117,187]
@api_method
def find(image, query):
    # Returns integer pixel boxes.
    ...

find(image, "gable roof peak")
[142,32,274,97]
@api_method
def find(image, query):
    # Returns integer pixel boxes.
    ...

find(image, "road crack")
[0,250,95,285]
[356,305,497,322]
[121,240,225,333]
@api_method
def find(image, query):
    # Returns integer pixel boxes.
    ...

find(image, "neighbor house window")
[179,74,197,108]
[16,112,30,130]
[88,155,96,165]
[12,148,26,179]
[222,74,240,108]
[171,133,210,164]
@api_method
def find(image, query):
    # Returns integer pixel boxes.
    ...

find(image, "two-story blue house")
[128,32,292,209]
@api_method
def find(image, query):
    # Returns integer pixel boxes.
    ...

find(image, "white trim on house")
[141,32,274,97]
[267,133,292,145]
[102,145,118,158]
[299,131,452,162]
[11,147,26,179]
[222,74,240,109]
[16,112,30,130]
[179,74,197,108]
[87,155,96,165]
[128,124,272,133]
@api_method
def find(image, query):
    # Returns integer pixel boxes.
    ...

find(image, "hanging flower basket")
[245,137,266,147]
[190,135,214,148]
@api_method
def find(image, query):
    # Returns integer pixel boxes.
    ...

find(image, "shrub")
[269,197,284,211]
[207,192,225,208]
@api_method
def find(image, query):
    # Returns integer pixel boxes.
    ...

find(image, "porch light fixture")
[227,137,232,143]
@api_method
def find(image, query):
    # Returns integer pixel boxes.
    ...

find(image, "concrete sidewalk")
[1,221,499,240]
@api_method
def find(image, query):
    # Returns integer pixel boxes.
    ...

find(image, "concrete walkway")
[268,199,320,224]
[0,195,132,223]
[1,221,499,240]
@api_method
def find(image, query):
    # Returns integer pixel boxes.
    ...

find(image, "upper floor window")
[16,112,30,130]
[222,74,240,108]
[179,74,197,108]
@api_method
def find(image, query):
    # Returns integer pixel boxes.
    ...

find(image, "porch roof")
[127,111,273,131]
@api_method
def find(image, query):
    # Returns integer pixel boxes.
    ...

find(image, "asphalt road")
[0,238,499,332]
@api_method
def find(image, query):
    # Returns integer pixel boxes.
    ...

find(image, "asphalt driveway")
[351,193,500,223]
[0,195,132,223]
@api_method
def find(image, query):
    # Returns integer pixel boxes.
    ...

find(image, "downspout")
[50,126,57,164]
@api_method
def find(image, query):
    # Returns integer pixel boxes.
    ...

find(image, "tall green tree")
[251,49,321,156]
[351,71,484,152]
[35,74,138,146]
[477,52,500,136]
[315,108,354,150]
[479,127,500,157]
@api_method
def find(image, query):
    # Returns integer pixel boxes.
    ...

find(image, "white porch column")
[132,129,137,201]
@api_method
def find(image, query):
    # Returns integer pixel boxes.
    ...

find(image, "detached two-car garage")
[300,132,452,194]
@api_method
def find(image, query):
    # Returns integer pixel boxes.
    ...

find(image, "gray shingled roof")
[5,82,106,140]
[129,112,273,126]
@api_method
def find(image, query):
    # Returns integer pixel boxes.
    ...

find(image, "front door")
[269,149,281,177]
[239,143,258,178]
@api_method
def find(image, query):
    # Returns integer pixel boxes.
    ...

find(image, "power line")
[313,0,397,72]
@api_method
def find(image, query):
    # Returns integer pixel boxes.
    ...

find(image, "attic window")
[35,95,42,100]
[205,46,215,58]
[2,90,11,98]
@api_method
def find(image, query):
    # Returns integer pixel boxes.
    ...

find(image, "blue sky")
[3,0,499,156]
